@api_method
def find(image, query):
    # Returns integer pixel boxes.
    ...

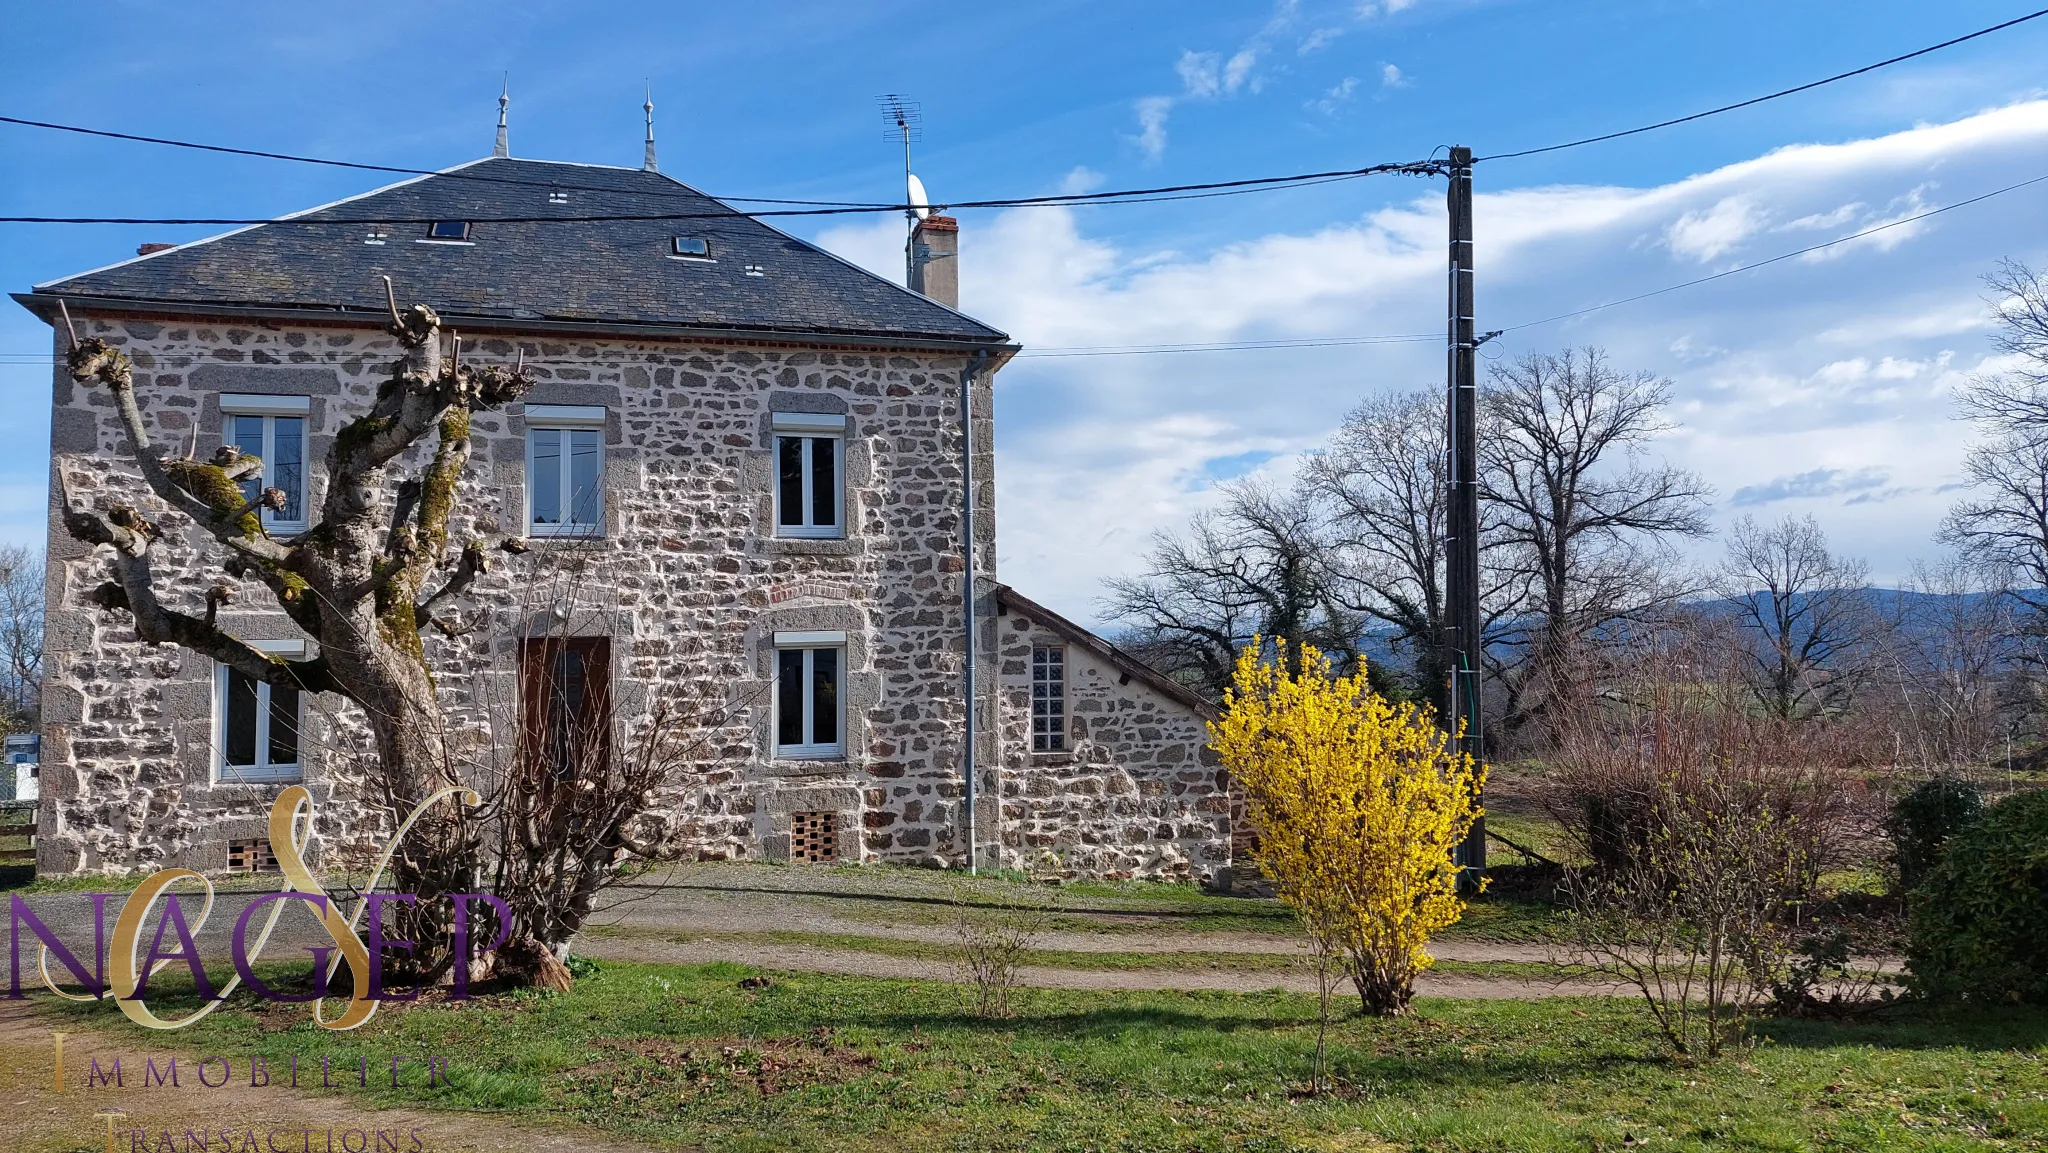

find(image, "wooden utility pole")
[1445,145,1486,874]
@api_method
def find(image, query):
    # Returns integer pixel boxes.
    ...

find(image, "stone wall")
[37,308,1004,874]
[992,591,1231,883]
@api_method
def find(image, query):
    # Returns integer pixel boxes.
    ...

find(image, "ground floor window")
[520,636,613,777]
[214,641,307,784]
[774,631,844,758]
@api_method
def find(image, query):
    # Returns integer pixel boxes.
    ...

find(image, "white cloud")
[1224,49,1260,95]
[1176,51,1221,99]
[1308,77,1359,115]
[1798,185,1934,263]
[816,101,2048,620]
[1131,96,1172,162]
[1299,26,1343,53]
[1381,63,1408,89]
[1667,195,1764,263]
[1059,167,1105,196]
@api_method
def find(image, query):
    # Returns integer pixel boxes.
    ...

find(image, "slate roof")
[23,158,1008,347]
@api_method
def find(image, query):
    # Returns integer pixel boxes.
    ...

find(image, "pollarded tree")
[54,286,531,980]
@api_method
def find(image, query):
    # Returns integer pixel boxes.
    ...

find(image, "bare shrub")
[1299,932,1345,1097]
[471,558,753,989]
[1539,618,1869,888]
[952,888,1047,1018]
[1547,621,1874,1058]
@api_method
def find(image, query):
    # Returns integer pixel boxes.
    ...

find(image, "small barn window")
[427,221,471,241]
[1032,645,1066,753]
[671,236,711,259]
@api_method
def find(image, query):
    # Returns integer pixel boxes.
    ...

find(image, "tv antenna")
[876,94,928,231]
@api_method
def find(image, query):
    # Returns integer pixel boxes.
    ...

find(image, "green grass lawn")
[40,959,2047,1152]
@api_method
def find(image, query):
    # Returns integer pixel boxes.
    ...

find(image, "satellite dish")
[906,173,932,220]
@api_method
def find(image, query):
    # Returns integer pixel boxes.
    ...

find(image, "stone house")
[17,139,1231,883]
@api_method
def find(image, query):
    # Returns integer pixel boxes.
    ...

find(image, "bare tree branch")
[1479,348,1712,743]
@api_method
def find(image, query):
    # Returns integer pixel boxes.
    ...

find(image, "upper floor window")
[426,221,471,241]
[215,639,306,784]
[526,405,606,537]
[772,412,844,539]
[671,236,712,259]
[774,631,845,759]
[221,394,308,533]
[1032,645,1067,753]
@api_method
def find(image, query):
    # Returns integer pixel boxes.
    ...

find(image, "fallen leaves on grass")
[566,1030,877,1106]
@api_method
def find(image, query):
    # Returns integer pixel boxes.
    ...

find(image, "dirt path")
[578,933,1630,999]
[0,1003,675,1153]
[585,878,1562,963]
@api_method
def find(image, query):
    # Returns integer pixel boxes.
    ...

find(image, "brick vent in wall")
[228,838,279,873]
[789,811,839,863]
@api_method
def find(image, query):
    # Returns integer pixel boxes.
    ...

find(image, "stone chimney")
[906,215,959,309]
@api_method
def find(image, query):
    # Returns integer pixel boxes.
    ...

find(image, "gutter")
[11,292,1021,365]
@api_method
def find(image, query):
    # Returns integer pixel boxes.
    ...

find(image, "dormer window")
[427,221,471,241]
[672,237,711,259]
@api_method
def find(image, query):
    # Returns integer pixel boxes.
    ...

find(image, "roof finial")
[642,84,658,172]
[494,74,510,158]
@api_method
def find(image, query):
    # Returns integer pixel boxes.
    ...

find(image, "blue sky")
[6,1,2048,620]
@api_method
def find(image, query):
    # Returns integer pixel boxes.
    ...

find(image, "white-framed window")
[525,405,606,537]
[220,394,309,533]
[772,412,845,539]
[773,630,845,758]
[215,639,308,784]
[1032,645,1067,753]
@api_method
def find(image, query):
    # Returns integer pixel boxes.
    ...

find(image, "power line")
[1,8,2040,231]
[0,170,2038,369]
[1496,169,2048,332]
[1478,7,2048,162]
[1013,333,1437,358]
[0,114,892,209]
[0,160,1441,227]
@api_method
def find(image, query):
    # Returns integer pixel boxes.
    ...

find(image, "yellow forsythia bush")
[1209,640,1485,1016]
